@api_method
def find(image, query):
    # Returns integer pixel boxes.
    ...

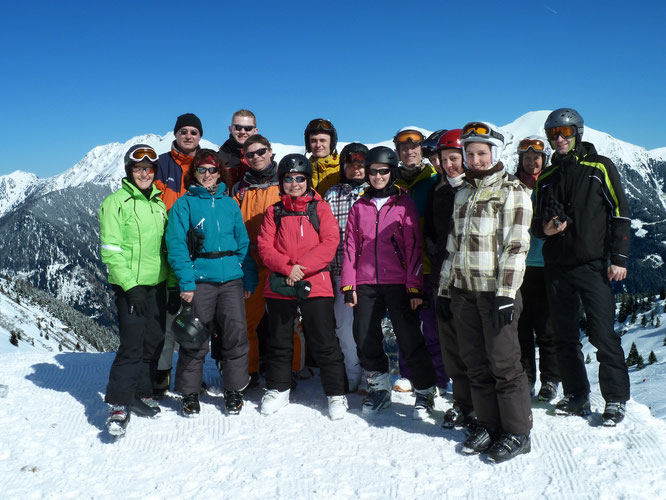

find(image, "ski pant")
[175,280,249,394]
[451,288,532,435]
[266,297,347,396]
[436,287,473,415]
[245,267,304,374]
[544,260,630,402]
[398,275,449,388]
[354,284,436,391]
[517,266,561,388]
[105,283,166,405]
[332,275,362,388]
[156,313,177,371]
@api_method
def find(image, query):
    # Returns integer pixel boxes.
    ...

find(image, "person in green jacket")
[99,144,169,437]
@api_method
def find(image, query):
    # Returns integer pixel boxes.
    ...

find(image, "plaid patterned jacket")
[438,166,532,299]
[324,182,368,276]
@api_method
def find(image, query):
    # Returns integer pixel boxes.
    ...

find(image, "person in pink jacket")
[257,154,348,420]
[342,146,437,419]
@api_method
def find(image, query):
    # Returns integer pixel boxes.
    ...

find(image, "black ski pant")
[451,288,532,435]
[175,280,249,395]
[265,297,347,396]
[435,287,473,415]
[105,283,166,405]
[544,260,630,402]
[353,284,436,391]
[517,266,560,388]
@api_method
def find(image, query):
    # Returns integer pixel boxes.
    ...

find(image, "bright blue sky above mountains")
[2,0,664,177]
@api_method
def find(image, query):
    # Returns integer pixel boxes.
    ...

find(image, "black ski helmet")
[544,108,584,138]
[172,304,210,350]
[421,129,448,159]
[339,142,369,160]
[304,118,338,154]
[123,144,158,179]
[365,146,399,169]
[278,153,313,178]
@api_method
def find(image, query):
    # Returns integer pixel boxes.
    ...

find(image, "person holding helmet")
[424,129,475,430]
[304,118,340,196]
[342,146,437,419]
[393,126,449,397]
[100,144,169,436]
[532,108,630,426]
[515,136,561,402]
[323,142,369,393]
[257,154,348,419]
[166,149,253,417]
[438,122,533,463]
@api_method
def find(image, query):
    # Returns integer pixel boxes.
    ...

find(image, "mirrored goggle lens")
[395,131,424,144]
[369,168,391,176]
[129,148,158,162]
[284,175,307,183]
[245,147,268,159]
[345,152,366,164]
[518,139,546,153]
[307,118,334,131]
[461,123,490,138]
[546,126,576,140]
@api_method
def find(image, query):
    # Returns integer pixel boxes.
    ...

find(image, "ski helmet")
[304,118,337,154]
[421,129,448,159]
[544,108,584,138]
[339,143,369,182]
[365,146,399,169]
[393,126,425,151]
[123,144,158,178]
[437,129,463,151]
[277,153,313,193]
[460,121,505,168]
[517,135,552,169]
[172,304,210,350]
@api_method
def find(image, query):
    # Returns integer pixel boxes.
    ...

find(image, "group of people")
[99,108,631,464]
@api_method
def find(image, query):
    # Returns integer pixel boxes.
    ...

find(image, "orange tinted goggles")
[344,152,366,164]
[307,118,334,131]
[129,147,158,162]
[546,126,576,140]
[518,139,546,153]
[395,130,424,144]
[461,123,490,137]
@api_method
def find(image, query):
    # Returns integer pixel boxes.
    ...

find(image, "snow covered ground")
[0,345,665,499]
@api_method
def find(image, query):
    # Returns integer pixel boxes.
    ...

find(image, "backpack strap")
[273,200,320,233]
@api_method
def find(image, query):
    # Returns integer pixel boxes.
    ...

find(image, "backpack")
[273,200,320,233]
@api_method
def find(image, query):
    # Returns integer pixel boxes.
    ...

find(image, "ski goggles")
[196,166,219,174]
[344,152,366,165]
[306,118,335,132]
[128,147,158,163]
[283,174,307,183]
[394,130,424,145]
[368,167,391,176]
[546,126,576,140]
[461,123,504,142]
[245,147,268,159]
[132,165,156,173]
[518,138,547,153]
[233,124,255,132]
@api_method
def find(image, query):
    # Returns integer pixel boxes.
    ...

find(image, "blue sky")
[2,1,664,178]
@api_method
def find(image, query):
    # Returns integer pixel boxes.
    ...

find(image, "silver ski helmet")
[544,108,584,139]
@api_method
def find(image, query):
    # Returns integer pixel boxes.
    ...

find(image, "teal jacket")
[166,185,254,292]
[99,179,169,290]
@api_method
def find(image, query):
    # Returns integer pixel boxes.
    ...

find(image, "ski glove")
[186,229,206,259]
[167,289,182,315]
[542,198,572,227]
[126,286,148,316]
[437,296,453,322]
[492,296,515,329]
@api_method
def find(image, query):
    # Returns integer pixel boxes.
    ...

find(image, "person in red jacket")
[257,154,348,420]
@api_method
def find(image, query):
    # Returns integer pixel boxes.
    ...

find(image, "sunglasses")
[284,175,307,183]
[233,124,255,132]
[369,168,391,176]
[546,126,576,140]
[128,147,158,162]
[178,128,199,136]
[307,118,334,131]
[132,165,156,174]
[518,139,547,153]
[461,123,504,142]
[344,152,366,164]
[245,147,268,159]
[196,166,219,174]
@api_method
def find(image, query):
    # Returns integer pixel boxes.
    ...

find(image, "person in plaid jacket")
[438,121,533,464]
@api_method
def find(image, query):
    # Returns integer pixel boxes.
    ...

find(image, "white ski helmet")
[461,121,505,168]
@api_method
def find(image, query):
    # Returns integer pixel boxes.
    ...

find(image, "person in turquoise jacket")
[166,149,254,416]
[100,144,169,437]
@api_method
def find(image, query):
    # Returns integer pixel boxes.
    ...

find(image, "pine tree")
[656,317,661,328]
[626,342,639,366]
[10,332,19,347]
[648,351,657,364]
[630,310,637,324]
[585,353,592,364]
[58,344,63,352]
[660,286,665,300]
[641,314,648,327]
[636,354,645,370]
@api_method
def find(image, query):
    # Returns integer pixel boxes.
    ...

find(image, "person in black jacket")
[532,108,630,426]
[218,109,258,187]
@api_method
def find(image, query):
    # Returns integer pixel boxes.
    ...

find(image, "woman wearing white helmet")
[438,121,533,463]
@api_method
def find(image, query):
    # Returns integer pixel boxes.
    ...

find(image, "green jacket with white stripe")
[99,178,169,291]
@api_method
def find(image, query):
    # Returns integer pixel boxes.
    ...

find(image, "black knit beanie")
[174,113,203,136]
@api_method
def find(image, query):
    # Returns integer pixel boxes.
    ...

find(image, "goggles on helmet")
[395,130,425,145]
[518,138,547,154]
[344,152,366,164]
[306,118,335,132]
[129,147,158,163]
[546,126,576,140]
[461,123,504,142]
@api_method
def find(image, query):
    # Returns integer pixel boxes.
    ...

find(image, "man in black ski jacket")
[218,109,258,187]
[532,108,630,426]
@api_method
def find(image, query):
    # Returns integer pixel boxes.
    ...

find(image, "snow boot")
[224,390,244,415]
[327,395,348,420]
[393,377,413,393]
[412,386,436,420]
[106,405,130,437]
[362,371,392,416]
[153,369,171,400]
[537,381,559,402]
[442,404,465,429]
[261,389,290,415]
[130,397,160,417]
[602,401,626,426]
[555,394,591,416]
[140,396,159,408]
[461,425,493,455]
[181,393,200,417]
[487,433,531,463]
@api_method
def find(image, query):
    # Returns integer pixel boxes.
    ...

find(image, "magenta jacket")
[341,188,423,292]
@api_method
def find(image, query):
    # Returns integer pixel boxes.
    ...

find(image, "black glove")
[542,197,572,227]
[492,296,515,329]
[166,289,181,315]
[344,290,355,304]
[126,286,148,316]
[186,229,206,259]
[437,296,452,322]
